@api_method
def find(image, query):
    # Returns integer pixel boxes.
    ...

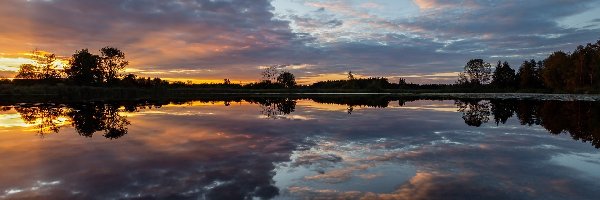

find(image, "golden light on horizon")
[0,52,69,74]
[0,51,462,84]
[160,78,254,84]
[0,112,70,132]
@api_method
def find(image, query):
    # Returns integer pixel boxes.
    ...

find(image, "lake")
[1,96,599,200]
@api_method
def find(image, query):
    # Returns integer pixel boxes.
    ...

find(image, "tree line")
[457,40,600,92]
[9,47,173,87]
[3,40,599,92]
[250,39,600,92]
[15,48,126,84]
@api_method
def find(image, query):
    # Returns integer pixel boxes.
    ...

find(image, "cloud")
[0,0,314,73]
[275,0,600,80]
[413,0,448,10]
[0,0,599,83]
[3,100,600,199]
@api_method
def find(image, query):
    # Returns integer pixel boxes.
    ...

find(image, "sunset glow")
[1,0,598,83]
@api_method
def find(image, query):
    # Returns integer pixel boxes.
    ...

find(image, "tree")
[66,49,103,85]
[33,50,61,80]
[571,42,600,89]
[491,61,517,88]
[348,71,355,80]
[261,65,280,83]
[276,71,296,88]
[458,59,492,85]
[398,78,407,85]
[518,59,544,89]
[14,50,61,80]
[121,74,137,86]
[100,47,128,84]
[542,51,572,90]
[15,64,39,79]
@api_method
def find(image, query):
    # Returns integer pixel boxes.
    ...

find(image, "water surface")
[1,96,599,200]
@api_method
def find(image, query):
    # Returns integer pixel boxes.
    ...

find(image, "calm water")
[1,96,599,200]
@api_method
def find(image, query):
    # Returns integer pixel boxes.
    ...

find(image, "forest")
[1,40,599,93]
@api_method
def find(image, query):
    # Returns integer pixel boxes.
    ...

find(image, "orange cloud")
[413,0,439,10]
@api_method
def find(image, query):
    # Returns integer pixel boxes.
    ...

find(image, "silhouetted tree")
[15,50,61,80]
[33,50,61,80]
[0,77,9,84]
[457,59,492,86]
[66,49,103,85]
[15,64,39,79]
[571,42,600,89]
[518,59,544,89]
[310,77,392,90]
[121,73,138,86]
[491,61,517,88]
[276,71,296,88]
[100,47,128,84]
[398,78,407,85]
[542,51,572,90]
[261,65,280,83]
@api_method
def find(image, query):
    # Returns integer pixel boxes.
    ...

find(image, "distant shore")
[2,85,600,103]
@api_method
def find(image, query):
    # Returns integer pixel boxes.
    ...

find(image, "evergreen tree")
[491,61,517,88]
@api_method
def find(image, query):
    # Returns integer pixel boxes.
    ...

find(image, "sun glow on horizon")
[0,52,69,74]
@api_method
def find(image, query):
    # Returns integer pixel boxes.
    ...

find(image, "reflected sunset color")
[2,0,600,199]
[1,97,599,199]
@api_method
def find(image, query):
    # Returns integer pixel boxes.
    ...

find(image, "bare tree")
[261,65,281,83]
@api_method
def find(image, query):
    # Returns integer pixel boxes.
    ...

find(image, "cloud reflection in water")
[0,97,599,199]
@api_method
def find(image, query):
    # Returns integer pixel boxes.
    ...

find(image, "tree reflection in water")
[457,99,600,148]
[455,99,491,127]
[9,103,132,139]
[252,98,297,119]
[67,104,130,139]
[14,105,66,135]
[2,97,600,200]
[3,96,600,148]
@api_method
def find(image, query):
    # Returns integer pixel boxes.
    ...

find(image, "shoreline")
[2,88,600,103]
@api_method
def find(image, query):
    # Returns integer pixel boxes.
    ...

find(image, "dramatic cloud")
[0,0,599,83]
[2,99,600,199]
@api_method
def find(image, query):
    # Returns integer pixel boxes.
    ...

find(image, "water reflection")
[251,98,297,119]
[67,104,131,139]
[5,103,141,139]
[3,97,598,148]
[455,99,600,148]
[0,96,600,199]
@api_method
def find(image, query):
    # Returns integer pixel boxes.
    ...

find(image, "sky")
[0,0,599,84]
